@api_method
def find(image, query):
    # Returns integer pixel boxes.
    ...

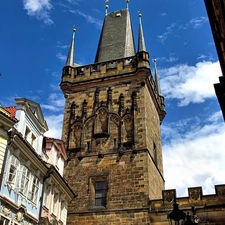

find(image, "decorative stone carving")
[2,206,11,216]
[216,184,225,197]
[162,189,176,203]
[188,187,202,201]
[16,210,24,222]
[123,114,133,143]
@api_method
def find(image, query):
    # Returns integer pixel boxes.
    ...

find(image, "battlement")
[150,184,225,210]
[61,51,150,84]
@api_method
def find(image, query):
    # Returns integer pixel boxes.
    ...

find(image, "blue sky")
[0,0,224,197]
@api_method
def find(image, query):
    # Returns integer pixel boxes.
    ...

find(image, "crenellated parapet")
[149,184,225,224]
[61,52,149,85]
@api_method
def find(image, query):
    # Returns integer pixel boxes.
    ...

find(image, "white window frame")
[52,192,59,216]
[31,133,36,149]
[0,214,11,225]
[6,154,20,188]
[18,165,30,196]
[27,175,40,204]
[24,126,31,142]
[43,184,51,208]
[60,201,67,224]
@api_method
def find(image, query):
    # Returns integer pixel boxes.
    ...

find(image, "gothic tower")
[60,3,166,224]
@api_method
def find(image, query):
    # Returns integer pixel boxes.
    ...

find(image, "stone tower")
[60,5,166,225]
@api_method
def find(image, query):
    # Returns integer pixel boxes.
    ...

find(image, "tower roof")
[95,8,136,63]
[138,13,146,52]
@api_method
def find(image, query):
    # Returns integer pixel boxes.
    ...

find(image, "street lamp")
[168,201,186,225]
[168,201,197,225]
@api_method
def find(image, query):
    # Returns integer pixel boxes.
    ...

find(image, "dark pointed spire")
[95,6,136,63]
[66,27,76,67]
[154,59,162,95]
[138,12,146,52]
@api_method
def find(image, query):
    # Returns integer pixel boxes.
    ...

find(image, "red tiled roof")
[4,106,17,118]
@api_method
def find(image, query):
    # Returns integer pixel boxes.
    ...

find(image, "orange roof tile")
[4,106,17,119]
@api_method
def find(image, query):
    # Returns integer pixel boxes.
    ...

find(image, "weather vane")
[105,0,109,15]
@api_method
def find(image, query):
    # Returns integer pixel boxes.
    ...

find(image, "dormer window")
[31,133,36,149]
[25,127,31,142]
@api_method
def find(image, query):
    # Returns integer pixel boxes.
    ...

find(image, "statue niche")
[69,122,82,150]
[122,113,134,147]
[93,107,110,139]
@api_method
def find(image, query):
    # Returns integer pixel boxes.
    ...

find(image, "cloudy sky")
[0,0,224,197]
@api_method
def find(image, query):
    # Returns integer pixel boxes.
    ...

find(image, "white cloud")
[67,0,81,5]
[160,12,167,16]
[159,61,222,106]
[158,56,179,63]
[45,114,64,139]
[23,0,53,25]
[189,17,208,29]
[162,111,225,197]
[68,10,102,29]
[57,44,70,49]
[179,17,208,30]
[157,23,176,44]
[56,52,67,62]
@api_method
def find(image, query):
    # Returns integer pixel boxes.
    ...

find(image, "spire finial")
[154,58,157,69]
[126,0,130,9]
[72,25,76,39]
[138,10,142,23]
[105,0,109,15]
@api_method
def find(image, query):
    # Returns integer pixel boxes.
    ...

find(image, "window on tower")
[95,181,106,207]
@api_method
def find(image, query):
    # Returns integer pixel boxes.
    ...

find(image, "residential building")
[0,106,17,187]
[40,137,75,225]
[0,98,49,224]
[0,99,75,225]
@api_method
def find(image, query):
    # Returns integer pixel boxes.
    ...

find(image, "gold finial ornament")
[126,0,130,9]
[105,0,109,15]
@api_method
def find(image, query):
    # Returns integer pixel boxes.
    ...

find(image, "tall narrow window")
[113,139,117,150]
[95,181,106,207]
[87,142,90,152]
[28,175,39,203]
[19,166,30,196]
[31,133,36,149]
[43,184,51,207]
[60,202,67,224]
[53,193,59,215]
[7,155,19,186]
[25,127,31,142]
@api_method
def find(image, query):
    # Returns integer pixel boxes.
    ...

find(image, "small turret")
[65,27,76,67]
[154,59,162,95]
[138,12,146,52]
